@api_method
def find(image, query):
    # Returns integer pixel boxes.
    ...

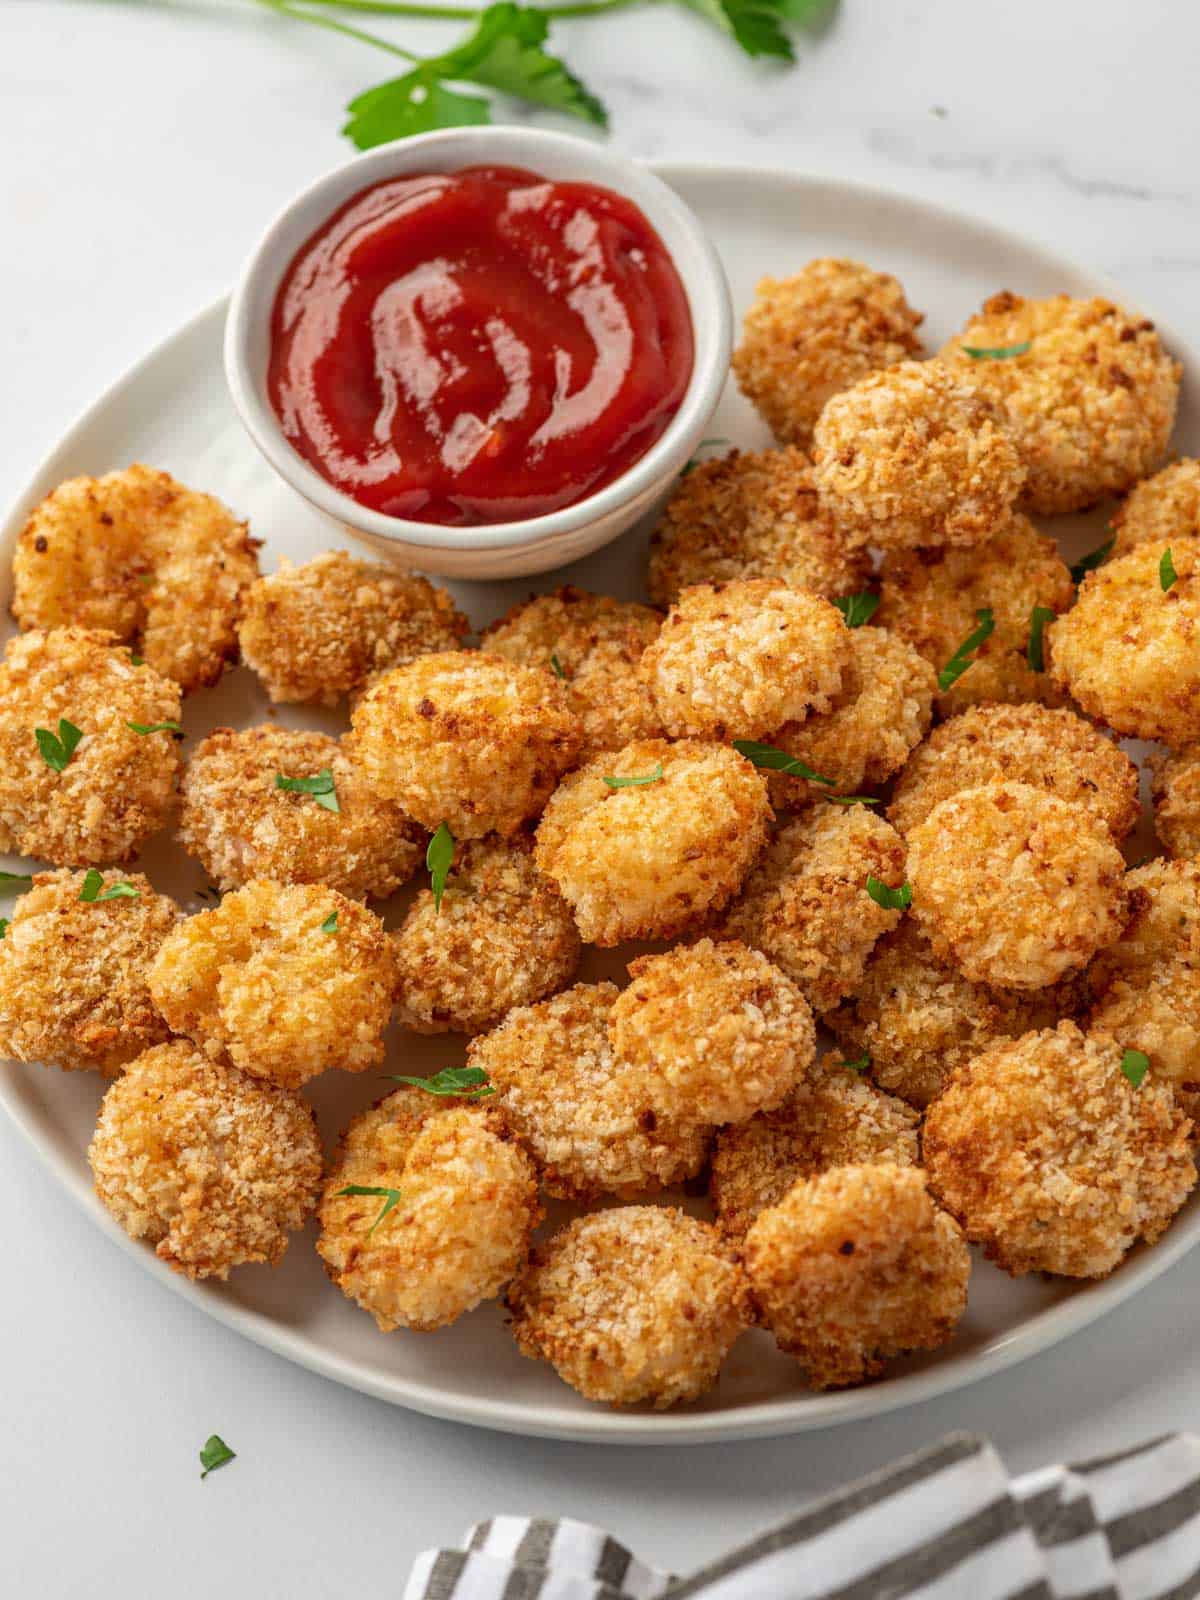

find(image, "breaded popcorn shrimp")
[14,465,259,693]
[88,1039,322,1280]
[744,1164,970,1389]
[179,726,424,900]
[351,650,582,840]
[812,359,1025,550]
[148,880,396,1088]
[1151,746,1200,860]
[480,587,663,759]
[1048,539,1200,746]
[238,550,467,706]
[610,939,815,1126]
[722,806,908,1013]
[907,782,1129,989]
[0,627,181,865]
[508,1207,751,1409]
[941,293,1180,513]
[1112,459,1200,554]
[467,983,711,1200]
[0,869,179,1075]
[924,1023,1195,1277]
[393,835,580,1035]
[647,446,871,607]
[317,1089,540,1332]
[534,739,771,945]
[732,260,924,446]
[640,580,850,741]
[710,1063,919,1239]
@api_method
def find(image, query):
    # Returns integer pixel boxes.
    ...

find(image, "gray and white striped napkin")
[403,1432,1200,1600]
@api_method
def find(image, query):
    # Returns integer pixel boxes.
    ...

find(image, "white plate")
[1,165,1196,1445]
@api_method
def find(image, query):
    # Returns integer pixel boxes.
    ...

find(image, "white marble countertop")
[3,1,1200,1593]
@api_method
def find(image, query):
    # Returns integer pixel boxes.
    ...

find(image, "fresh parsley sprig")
[335,1184,404,1237]
[80,869,139,904]
[832,591,880,629]
[603,763,664,789]
[866,875,911,910]
[385,1066,495,1098]
[427,821,455,911]
[35,719,83,773]
[1121,1048,1149,1089]
[733,740,834,786]
[937,608,995,692]
[275,768,340,812]
[1026,605,1055,673]
[199,1435,236,1480]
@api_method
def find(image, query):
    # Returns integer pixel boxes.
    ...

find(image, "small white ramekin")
[224,128,732,580]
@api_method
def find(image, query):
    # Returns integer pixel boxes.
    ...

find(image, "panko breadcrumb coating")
[1112,459,1200,554]
[534,739,771,946]
[731,260,924,447]
[907,782,1129,989]
[467,983,711,1200]
[744,1164,970,1390]
[941,293,1180,514]
[13,465,259,693]
[0,869,179,1075]
[480,587,663,760]
[317,1089,540,1332]
[0,627,181,865]
[238,550,467,706]
[710,1064,919,1239]
[351,650,582,840]
[811,359,1025,550]
[88,1039,321,1280]
[1089,859,1200,981]
[1151,746,1200,860]
[647,447,871,608]
[876,515,1074,718]
[610,939,815,1126]
[924,1023,1195,1278]
[640,580,849,741]
[889,704,1140,841]
[393,835,580,1035]
[148,880,395,1089]
[179,726,423,900]
[1048,539,1200,746]
[508,1206,751,1409]
[722,806,908,1014]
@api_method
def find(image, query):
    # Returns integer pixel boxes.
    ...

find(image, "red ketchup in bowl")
[268,166,695,526]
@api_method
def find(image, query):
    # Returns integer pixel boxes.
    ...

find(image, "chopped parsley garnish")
[832,591,881,629]
[732,740,834,786]
[0,871,33,888]
[427,820,455,911]
[321,911,338,934]
[549,652,566,680]
[603,763,664,789]
[866,875,912,910]
[1070,538,1113,585]
[35,718,82,773]
[825,794,881,807]
[0,919,8,940]
[129,651,145,667]
[682,436,731,475]
[127,720,183,736]
[1026,605,1055,673]
[1121,1048,1150,1089]
[199,1435,236,1480]
[838,1050,871,1072]
[79,869,139,904]
[961,340,1031,360]
[1161,548,1178,592]
[335,1184,404,1237]
[385,1066,495,1099]
[274,767,339,812]
[937,608,995,692]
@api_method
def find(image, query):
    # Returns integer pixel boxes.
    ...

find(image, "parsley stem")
[256,0,634,21]
[255,0,423,60]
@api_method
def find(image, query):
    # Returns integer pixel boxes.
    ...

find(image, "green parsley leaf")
[127,720,183,736]
[678,0,794,60]
[733,739,834,786]
[1121,1048,1150,1089]
[837,1050,871,1072]
[937,608,995,692]
[1161,547,1178,592]
[321,911,338,934]
[866,874,912,910]
[1070,538,1114,585]
[384,1066,495,1099]
[1026,605,1055,673]
[35,718,83,773]
[427,820,455,912]
[603,763,664,790]
[0,871,33,888]
[0,919,8,940]
[129,651,145,667]
[275,768,339,813]
[79,869,140,904]
[199,1435,235,1479]
[824,794,881,807]
[335,1184,404,1237]
[961,340,1032,360]
[549,652,566,680]
[832,591,880,629]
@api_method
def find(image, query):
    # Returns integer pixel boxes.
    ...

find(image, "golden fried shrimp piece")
[907,782,1129,989]
[351,650,582,840]
[889,704,1140,841]
[610,939,814,1126]
[647,447,872,608]
[710,1064,919,1239]
[238,551,467,706]
[88,1039,322,1280]
[0,627,181,866]
[924,1022,1195,1278]
[148,880,395,1089]
[641,581,849,741]
[1112,459,1200,555]
[317,1089,540,1332]
[0,869,178,1075]
[1049,539,1200,746]
[826,920,1087,1109]
[393,836,580,1035]
[876,514,1074,718]
[1151,747,1200,860]
[731,260,924,446]
[744,1164,970,1389]
[508,1206,751,1409]
[480,587,663,760]
[1089,860,1200,980]
[811,360,1025,551]
[467,983,710,1200]
[722,806,907,1013]
[762,627,935,809]
[534,740,770,946]
[14,465,259,693]
[179,726,423,901]
[941,294,1180,514]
